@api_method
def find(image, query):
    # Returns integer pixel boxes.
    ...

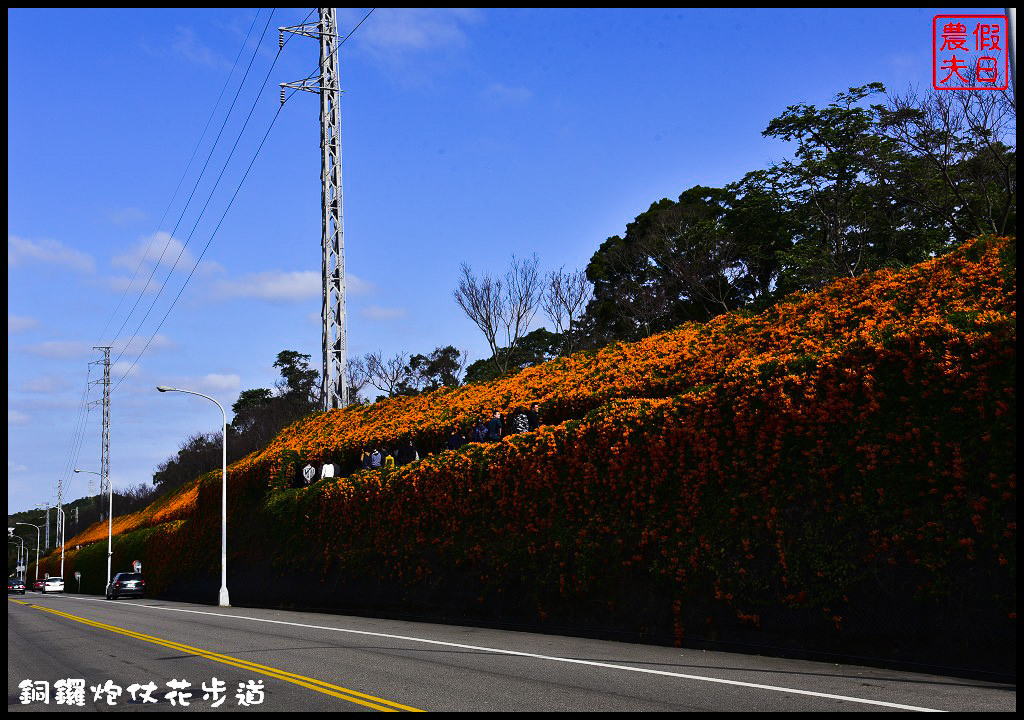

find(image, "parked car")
[105,572,145,600]
[42,577,64,594]
[8,579,26,594]
[33,580,44,592]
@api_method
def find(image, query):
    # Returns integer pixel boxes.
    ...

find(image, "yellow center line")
[13,600,422,712]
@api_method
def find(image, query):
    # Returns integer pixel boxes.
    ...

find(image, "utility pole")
[92,347,112,520]
[55,478,63,575]
[93,346,113,587]
[280,8,348,411]
[36,503,50,549]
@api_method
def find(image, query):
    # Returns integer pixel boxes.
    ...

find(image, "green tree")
[152,431,223,493]
[583,184,785,343]
[273,350,320,409]
[230,388,273,433]
[723,171,798,308]
[408,346,468,393]
[761,83,954,292]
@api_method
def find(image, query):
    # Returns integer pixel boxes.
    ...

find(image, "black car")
[8,579,26,595]
[105,572,145,600]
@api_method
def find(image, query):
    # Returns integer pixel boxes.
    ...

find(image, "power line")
[112,103,290,392]
[52,10,296,517]
[54,368,94,507]
[110,14,290,388]
[99,10,317,355]
[109,8,375,391]
[106,10,279,361]
[30,9,330,518]
[95,8,266,348]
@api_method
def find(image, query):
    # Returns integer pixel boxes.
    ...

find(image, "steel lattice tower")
[281,8,348,411]
[94,346,112,516]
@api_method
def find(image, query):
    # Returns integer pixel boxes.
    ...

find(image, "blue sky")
[7,7,1005,515]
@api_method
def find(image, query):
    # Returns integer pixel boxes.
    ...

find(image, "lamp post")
[9,542,23,583]
[157,385,230,607]
[10,535,26,582]
[15,523,41,581]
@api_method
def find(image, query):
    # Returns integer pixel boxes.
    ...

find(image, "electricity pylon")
[90,347,112,519]
[280,8,348,411]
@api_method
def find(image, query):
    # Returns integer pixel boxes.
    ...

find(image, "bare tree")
[454,253,543,375]
[365,350,412,398]
[877,76,1016,240]
[542,267,593,356]
[346,355,372,403]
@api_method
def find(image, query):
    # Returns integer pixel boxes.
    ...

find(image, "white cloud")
[194,373,241,393]
[347,272,375,296]
[8,234,95,272]
[112,231,195,272]
[171,25,227,68]
[360,305,408,321]
[8,314,37,334]
[354,8,482,53]
[345,7,484,80]
[107,232,221,295]
[117,333,175,358]
[8,410,30,425]
[214,270,320,301]
[111,360,142,380]
[8,461,29,473]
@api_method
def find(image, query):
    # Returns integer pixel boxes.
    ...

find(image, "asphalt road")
[8,593,1016,712]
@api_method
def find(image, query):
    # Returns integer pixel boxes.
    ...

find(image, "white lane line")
[43,595,944,712]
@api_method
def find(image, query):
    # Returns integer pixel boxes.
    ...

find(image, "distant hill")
[39,235,1016,676]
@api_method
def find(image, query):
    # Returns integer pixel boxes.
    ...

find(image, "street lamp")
[15,523,41,581]
[9,542,23,583]
[9,534,26,582]
[157,385,230,607]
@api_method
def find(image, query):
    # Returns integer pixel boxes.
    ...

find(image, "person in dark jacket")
[527,402,541,431]
[447,427,467,451]
[472,420,489,443]
[487,410,503,441]
[396,438,417,466]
